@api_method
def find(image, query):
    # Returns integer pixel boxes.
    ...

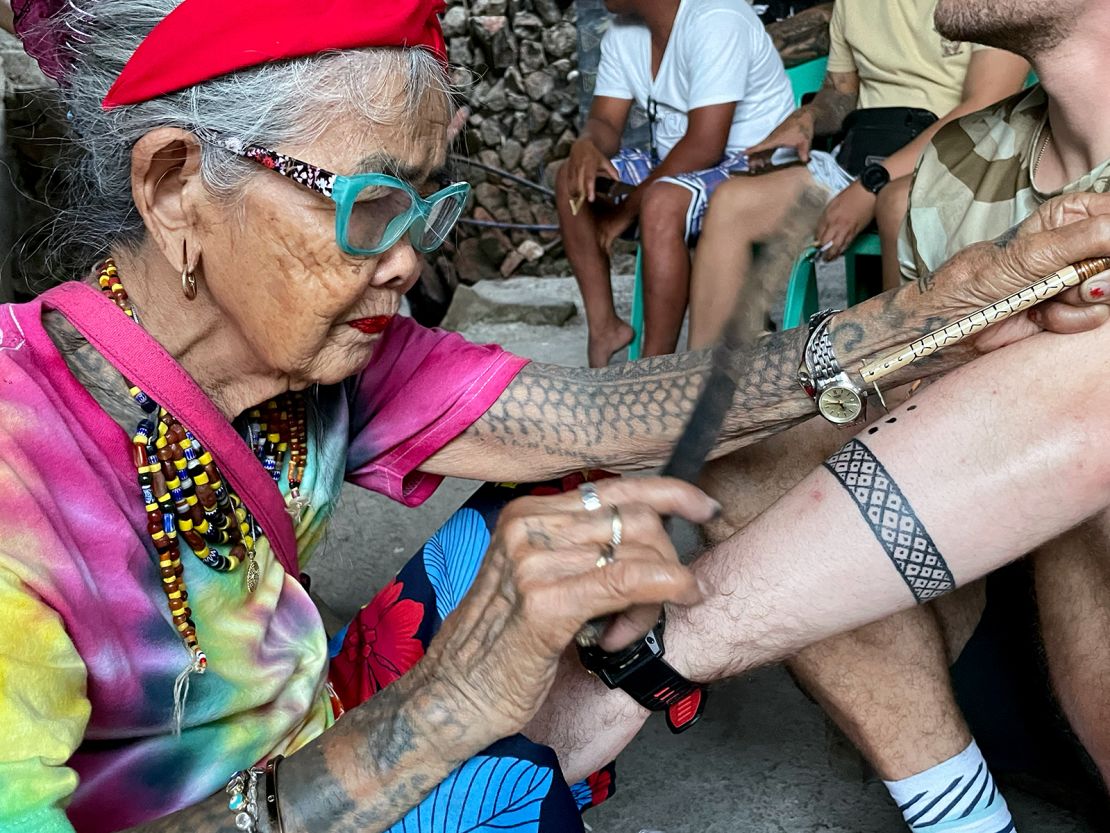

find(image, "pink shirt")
[0,282,528,833]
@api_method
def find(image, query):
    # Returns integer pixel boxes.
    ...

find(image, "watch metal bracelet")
[860,257,1110,384]
[807,316,843,382]
[798,308,841,398]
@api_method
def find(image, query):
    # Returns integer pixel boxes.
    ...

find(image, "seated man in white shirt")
[556,0,794,367]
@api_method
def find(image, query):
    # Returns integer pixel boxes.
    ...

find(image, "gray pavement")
[310,273,1094,833]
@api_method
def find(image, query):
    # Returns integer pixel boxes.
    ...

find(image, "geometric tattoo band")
[824,439,956,603]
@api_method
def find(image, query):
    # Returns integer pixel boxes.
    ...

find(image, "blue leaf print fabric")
[422,507,489,622]
[390,756,552,833]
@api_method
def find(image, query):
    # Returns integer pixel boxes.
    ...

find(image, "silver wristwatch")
[798,309,867,425]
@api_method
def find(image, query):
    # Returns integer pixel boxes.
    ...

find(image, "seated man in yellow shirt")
[685,0,1029,350]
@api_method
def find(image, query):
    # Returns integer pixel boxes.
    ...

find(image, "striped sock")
[883,741,1015,833]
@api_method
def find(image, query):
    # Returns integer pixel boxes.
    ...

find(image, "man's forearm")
[666,319,1110,683]
[579,118,623,159]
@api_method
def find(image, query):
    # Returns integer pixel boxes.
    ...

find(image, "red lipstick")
[348,315,393,335]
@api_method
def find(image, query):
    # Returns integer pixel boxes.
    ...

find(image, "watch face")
[860,164,890,194]
[818,386,863,424]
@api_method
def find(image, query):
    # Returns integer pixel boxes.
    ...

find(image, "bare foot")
[587,320,635,367]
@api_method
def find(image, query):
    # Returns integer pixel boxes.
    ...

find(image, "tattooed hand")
[910,191,1110,354]
[422,477,714,741]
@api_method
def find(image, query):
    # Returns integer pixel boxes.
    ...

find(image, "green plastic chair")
[786,55,828,108]
[626,55,832,360]
[777,67,1042,332]
[782,233,882,330]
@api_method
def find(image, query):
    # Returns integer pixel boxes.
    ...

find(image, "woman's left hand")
[420,477,718,747]
[916,191,1110,354]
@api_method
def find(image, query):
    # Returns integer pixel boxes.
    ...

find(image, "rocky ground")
[310,272,1095,833]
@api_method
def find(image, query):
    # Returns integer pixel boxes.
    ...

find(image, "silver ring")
[607,504,623,549]
[579,482,602,512]
[595,543,616,569]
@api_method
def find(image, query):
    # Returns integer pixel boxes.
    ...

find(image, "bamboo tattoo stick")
[660,184,830,483]
[574,185,829,649]
[860,257,1110,385]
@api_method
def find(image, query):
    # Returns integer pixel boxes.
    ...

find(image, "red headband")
[102,0,448,109]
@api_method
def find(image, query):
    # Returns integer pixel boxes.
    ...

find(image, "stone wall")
[444,0,583,288]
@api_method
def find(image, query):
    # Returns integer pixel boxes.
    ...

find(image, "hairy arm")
[666,317,1110,682]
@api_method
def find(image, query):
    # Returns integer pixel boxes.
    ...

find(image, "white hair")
[45,0,452,272]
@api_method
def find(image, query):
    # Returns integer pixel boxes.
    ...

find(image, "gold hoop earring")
[181,240,197,301]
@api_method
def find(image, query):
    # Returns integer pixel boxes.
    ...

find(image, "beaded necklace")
[96,259,307,710]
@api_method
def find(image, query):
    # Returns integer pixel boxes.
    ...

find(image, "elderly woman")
[4,1,1110,832]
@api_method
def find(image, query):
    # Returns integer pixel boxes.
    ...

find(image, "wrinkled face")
[934,0,1079,57]
[194,77,452,389]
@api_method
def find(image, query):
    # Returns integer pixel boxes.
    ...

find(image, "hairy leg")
[669,320,1110,683]
[1034,511,1110,785]
[638,181,695,357]
[878,175,913,291]
[555,161,632,368]
[687,166,815,350]
[702,390,974,780]
[789,608,973,780]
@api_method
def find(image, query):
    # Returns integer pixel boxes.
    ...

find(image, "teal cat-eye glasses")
[206,134,470,257]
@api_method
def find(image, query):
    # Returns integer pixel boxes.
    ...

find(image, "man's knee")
[703,168,809,231]
[704,176,759,223]
[639,181,692,244]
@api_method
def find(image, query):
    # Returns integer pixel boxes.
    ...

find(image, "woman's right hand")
[745,109,817,162]
[420,477,718,747]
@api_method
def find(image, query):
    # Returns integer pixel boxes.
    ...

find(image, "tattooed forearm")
[807,71,860,135]
[449,328,817,480]
[132,666,486,833]
[433,260,977,483]
[823,438,955,602]
[276,669,479,833]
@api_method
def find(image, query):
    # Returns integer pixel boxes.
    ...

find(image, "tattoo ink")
[993,223,1021,250]
[824,439,955,603]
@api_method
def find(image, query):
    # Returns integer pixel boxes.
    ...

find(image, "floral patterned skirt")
[327,478,617,832]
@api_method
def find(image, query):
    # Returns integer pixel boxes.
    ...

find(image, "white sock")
[882,741,1015,833]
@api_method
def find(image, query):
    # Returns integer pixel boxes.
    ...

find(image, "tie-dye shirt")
[0,283,528,833]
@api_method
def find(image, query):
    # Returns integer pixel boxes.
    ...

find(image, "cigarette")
[808,241,834,261]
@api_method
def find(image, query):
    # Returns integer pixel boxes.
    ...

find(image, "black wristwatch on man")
[577,613,708,733]
[858,162,891,195]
